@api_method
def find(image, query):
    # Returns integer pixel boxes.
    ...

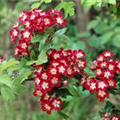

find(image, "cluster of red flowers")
[0,56,4,64]
[10,9,67,57]
[33,48,86,114]
[103,112,120,120]
[81,50,120,101]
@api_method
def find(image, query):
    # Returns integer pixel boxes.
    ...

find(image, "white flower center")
[44,18,50,25]
[98,82,106,89]
[56,17,63,24]
[104,71,111,78]
[21,43,27,49]
[99,90,105,97]
[42,82,48,89]
[23,31,30,38]
[59,66,65,73]
[50,68,57,75]
[51,77,58,84]
[42,73,48,80]
[13,30,18,36]
[53,100,60,108]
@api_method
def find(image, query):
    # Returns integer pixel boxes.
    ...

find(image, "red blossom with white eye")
[41,93,51,102]
[41,102,52,114]
[95,68,103,77]
[39,81,51,93]
[96,90,109,101]
[21,29,32,41]
[97,54,105,62]
[103,50,113,59]
[80,74,87,87]
[103,70,114,79]
[107,79,117,88]
[99,61,107,68]
[103,111,111,118]
[50,76,61,87]
[33,89,43,97]
[0,56,4,64]
[10,28,20,43]
[108,62,116,72]
[57,64,67,75]
[77,59,86,69]
[55,16,67,26]
[97,81,108,90]
[110,115,120,120]
[34,77,41,85]
[49,67,58,76]
[86,78,97,93]
[51,98,62,110]
[41,72,48,80]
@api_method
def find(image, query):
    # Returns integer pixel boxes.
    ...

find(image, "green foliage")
[1,87,15,101]
[0,59,32,101]
[31,35,43,43]
[56,0,75,18]
[36,50,48,65]
[81,0,116,7]
[31,0,52,9]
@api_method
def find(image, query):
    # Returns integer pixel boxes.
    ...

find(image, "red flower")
[96,90,109,101]
[0,56,4,64]
[50,76,61,87]
[51,97,62,111]
[107,79,117,88]
[41,101,52,114]
[110,115,120,120]
[21,29,32,41]
[97,81,108,90]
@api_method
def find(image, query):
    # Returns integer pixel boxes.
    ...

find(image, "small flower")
[110,115,120,120]
[96,90,109,101]
[51,98,62,110]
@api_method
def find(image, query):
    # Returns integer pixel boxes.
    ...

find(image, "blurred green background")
[0,0,120,120]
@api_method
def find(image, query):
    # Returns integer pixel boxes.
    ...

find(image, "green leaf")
[88,35,100,48]
[36,51,48,65]
[67,85,80,97]
[56,1,75,17]
[12,84,26,94]
[31,0,52,9]
[58,111,69,119]
[26,60,36,66]
[0,74,12,88]
[100,32,113,45]
[81,0,98,6]
[44,0,52,3]
[109,0,116,5]
[113,35,120,48]
[31,35,43,43]
[12,71,32,85]
[78,86,90,98]
[72,41,86,50]
[104,101,115,112]
[87,20,98,30]
[0,59,19,71]
[31,2,41,9]
[78,32,91,38]
[55,28,68,35]
[61,101,69,110]
[1,87,15,101]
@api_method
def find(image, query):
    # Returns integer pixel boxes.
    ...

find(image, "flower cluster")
[10,9,67,57]
[81,50,120,101]
[103,112,120,120]
[33,48,86,114]
[0,56,4,64]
